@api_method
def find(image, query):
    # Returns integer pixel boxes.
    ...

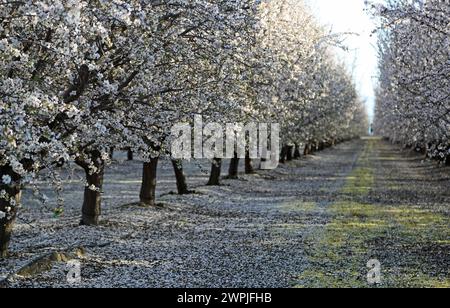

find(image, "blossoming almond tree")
[0,0,84,257]
[371,0,449,163]
[44,0,167,225]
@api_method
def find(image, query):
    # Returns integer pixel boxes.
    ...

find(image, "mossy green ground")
[293,138,450,288]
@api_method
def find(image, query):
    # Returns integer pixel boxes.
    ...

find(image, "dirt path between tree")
[1,138,448,287]
[296,138,449,287]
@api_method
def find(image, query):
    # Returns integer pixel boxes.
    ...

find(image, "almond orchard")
[2,0,448,290]
[0,0,367,258]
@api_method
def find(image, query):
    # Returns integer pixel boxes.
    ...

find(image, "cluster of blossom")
[371,0,450,162]
[0,0,368,256]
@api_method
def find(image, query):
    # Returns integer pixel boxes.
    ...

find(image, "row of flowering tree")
[0,0,368,257]
[371,0,449,162]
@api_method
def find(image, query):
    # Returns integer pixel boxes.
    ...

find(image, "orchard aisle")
[1,139,448,288]
[296,138,449,287]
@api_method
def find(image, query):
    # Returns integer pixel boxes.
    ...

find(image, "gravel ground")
[0,138,448,288]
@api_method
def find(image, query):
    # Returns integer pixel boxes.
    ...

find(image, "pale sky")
[306,0,379,122]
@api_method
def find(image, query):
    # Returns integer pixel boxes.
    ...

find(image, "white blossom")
[2,175,12,185]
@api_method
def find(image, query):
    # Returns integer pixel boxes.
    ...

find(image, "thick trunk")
[0,196,19,258]
[228,153,240,179]
[208,158,222,186]
[0,166,21,258]
[293,143,301,159]
[140,158,159,206]
[446,155,450,166]
[79,158,105,226]
[286,145,294,161]
[245,151,254,174]
[171,159,190,195]
[279,146,287,164]
[127,148,133,161]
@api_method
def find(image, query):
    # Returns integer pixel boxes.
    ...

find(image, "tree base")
[0,167,21,260]
[140,158,159,208]
[208,158,222,186]
[225,175,239,180]
[172,160,190,195]
[79,214,99,226]
[245,157,255,174]
[228,155,240,179]
[139,199,157,207]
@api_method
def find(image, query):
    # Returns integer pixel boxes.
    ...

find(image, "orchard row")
[0,0,368,257]
[371,0,449,162]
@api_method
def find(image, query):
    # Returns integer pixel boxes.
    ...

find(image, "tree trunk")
[140,158,159,206]
[293,143,301,159]
[228,153,240,179]
[245,151,254,174]
[446,155,450,166]
[171,159,190,195]
[208,158,222,186]
[286,145,294,161]
[0,166,21,258]
[280,146,287,164]
[81,170,104,226]
[127,148,134,161]
[78,155,105,226]
[304,144,311,156]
